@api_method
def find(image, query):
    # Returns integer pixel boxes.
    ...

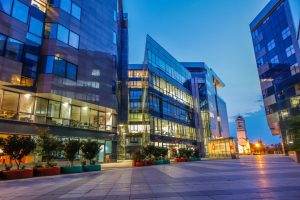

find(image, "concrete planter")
[289,151,300,163]
[34,167,61,177]
[61,166,83,174]
[82,165,101,172]
[0,169,33,180]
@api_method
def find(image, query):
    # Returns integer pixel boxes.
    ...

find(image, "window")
[44,23,58,39]
[282,27,291,40]
[19,94,34,113]
[267,39,275,51]
[71,3,81,20]
[61,102,71,119]
[270,55,279,64]
[35,97,48,115]
[71,106,80,122]
[92,69,100,76]
[12,0,29,23]
[57,24,69,44]
[257,57,264,67]
[0,0,13,14]
[81,107,89,125]
[0,34,6,55]
[27,17,44,45]
[53,56,66,77]
[66,63,77,80]
[29,17,43,36]
[286,45,295,57]
[43,56,54,73]
[48,100,60,118]
[2,91,19,112]
[113,10,117,21]
[31,0,47,13]
[60,0,71,13]
[5,38,23,61]
[69,31,79,49]
[113,31,117,44]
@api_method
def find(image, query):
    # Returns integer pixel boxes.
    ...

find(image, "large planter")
[155,159,170,165]
[34,167,61,177]
[143,160,154,166]
[289,151,300,163]
[82,165,101,172]
[0,169,33,180]
[132,161,144,167]
[61,166,83,174]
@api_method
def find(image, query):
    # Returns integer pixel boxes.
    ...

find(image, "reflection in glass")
[12,0,29,23]
[19,94,34,113]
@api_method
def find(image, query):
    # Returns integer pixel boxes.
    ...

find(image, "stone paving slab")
[0,155,300,200]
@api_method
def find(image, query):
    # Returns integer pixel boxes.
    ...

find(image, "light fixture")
[24,94,31,99]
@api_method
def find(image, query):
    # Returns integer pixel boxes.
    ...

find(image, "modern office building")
[0,0,127,162]
[236,116,251,154]
[250,0,300,151]
[120,35,198,159]
[183,62,231,157]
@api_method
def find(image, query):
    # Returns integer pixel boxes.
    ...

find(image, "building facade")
[183,62,231,157]
[0,0,126,162]
[250,0,300,150]
[121,35,198,159]
[236,116,251,154]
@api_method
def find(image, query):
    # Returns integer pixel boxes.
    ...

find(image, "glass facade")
[0,0,126,162]
[250,0,300,149]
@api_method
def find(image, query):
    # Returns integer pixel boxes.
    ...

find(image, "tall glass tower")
[250,0,300,151]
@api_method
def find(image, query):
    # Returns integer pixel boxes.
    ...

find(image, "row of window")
[50,0,81,20]
[0,33,23,61]
[0,0,29,23]
[0,90,117,131]
[150,74,193,107]
[257,44,296,66]
[45,23,80,49]
[42,56,78,81]
[128,70,148,78]
[150,117,196,140]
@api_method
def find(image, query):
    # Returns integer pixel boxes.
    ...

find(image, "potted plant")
[35,129,63,176]
[142,145,155,166]
[81,141,101,172]
[191,148,201,161]
[0,135,35,180]
[61,140,83,174]
[132,149,144,167]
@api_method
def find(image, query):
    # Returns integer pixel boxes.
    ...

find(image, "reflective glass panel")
[5,38,23,61]
[19,94,34,113]
[12,0,29,23]
[53,56,66,77]
[2,91,19,112]
[57,24,69,44]
[60,0,71,13]
[29,17,43,36]
[0,0,13,14]
[71,3,81,20]
[69,31,79,49]
[0,34,6,55]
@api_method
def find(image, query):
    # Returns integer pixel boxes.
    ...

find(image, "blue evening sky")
[124,0,280,144]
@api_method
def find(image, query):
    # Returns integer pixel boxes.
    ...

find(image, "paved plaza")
[0,155,300,200]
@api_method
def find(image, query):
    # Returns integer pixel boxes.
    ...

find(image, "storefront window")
[2,91,19,112]
[35,98,48,115]
[61,102,71,119]
[89,109,98,129]
[99,112,106,131]
[105,141,112,154]
[80,107,89,126]
[48,100,60,118]
[106,112,112,131]
[71,106,80,121]
[19,94,34,114]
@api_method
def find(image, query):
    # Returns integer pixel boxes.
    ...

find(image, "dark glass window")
[0,34,6,55]
[69,31,79,49]
[71,3,81,20]
[12,0,29,23]
[29,17,43,36]
[60,0,71,13]
[53,56,66,77]
[5,38,23,61]
[43,56,54,73]
[57,24,69,44]
[66,63,77,80]
[0,0,13,14]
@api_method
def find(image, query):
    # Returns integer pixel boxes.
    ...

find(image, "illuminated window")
[267,39,275,51]
[282,27,291,40]
[31,0,47,13]
[286,45,295,57]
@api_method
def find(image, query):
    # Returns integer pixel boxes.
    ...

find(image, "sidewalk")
[101,160,133,170]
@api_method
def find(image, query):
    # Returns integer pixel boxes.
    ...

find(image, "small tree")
[37,129,63,167]
[64,140,81,166]
[3,135,36,170]
[81,141,99,165]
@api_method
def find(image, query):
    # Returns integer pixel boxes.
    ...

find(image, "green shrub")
[36,129,63,167]
[64,140,81,166]
[3,135,36,169]
[81,141,99,165]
